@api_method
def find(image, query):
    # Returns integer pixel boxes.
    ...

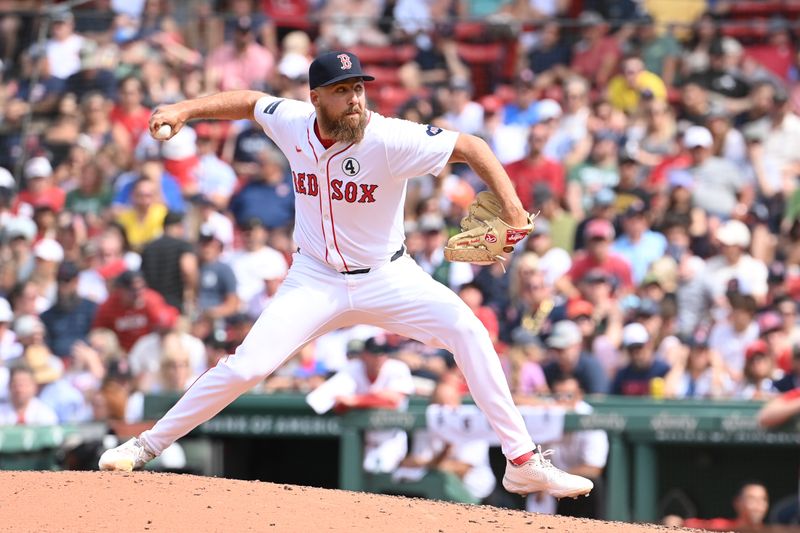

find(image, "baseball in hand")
[154,124,172,140]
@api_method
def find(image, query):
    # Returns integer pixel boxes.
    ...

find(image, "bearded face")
[316,101,368,144]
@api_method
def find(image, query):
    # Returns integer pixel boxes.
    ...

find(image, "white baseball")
[154,124,172,140]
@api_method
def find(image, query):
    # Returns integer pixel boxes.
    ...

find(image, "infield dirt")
[0,471,706,532]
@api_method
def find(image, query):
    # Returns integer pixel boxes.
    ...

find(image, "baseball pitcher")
[99,51,592,499]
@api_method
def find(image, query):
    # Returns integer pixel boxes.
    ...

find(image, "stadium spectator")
[227,217,288,305]
[140,211,198,313]
[682,482,770,531]
[635,13,680,88]
[610,322,670,396]
[65,45,117,102]
[194,124,238,208]
[543,320,609,394]
[612,200,666,285]
[15,157,66,217]
[560,219,634,297]
[0,365,58,426]
[0,298,18,361]
[569,11,620,89]
[606,54,667,114]
[567,130,621,219]
[206,16,274,91]
[663,333,731,399]
[40,261,97,359]
[319,336,415,473]
[707,292,759,381]
[44,9,84,81]
[198,226,240,321]
[396,380,496,503]
[504,122,565,211]
[109,76,152,152]
[115,177,168,252]
[526,376,608,518]
[502,253,555,343]
[442,79,484,136]
[414,213,474,291]
[91,270,177,352]
[228,146,295,229]
[522,219,571,288]
[701,221,768,308]
[732,340,775,400]
[127,306,206,393]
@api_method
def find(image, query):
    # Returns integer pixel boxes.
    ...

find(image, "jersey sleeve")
[381,117,459,180]
[253,95,312,145]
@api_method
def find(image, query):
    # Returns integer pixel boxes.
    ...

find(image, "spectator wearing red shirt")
[92,270,177,352]
[570,11,620,88]
[14,157,66,217]
[504,123,565,211]
[744,18,795,82]
[558,219,634,298]
[205,17,275,92]
[109,76,151,152]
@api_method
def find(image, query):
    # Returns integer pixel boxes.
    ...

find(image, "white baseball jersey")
[253,96,459,272]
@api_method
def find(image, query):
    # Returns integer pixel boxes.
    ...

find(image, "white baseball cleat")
[502,447,594,498]
[98,438,156,472]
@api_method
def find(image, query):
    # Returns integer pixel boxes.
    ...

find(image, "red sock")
[510,450,536,466]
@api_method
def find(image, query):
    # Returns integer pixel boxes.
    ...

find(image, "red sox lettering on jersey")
[254,95,458,273]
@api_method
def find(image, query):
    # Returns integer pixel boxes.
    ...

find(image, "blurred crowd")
[0,0,799,450]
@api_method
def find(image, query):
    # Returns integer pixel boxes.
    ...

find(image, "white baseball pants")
[140,252,535,459]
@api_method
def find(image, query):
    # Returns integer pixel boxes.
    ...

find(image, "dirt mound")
[0,471,697,532]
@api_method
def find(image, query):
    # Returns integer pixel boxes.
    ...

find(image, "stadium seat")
[456,42,506,95]
[348,45,398,66]
[726,0,782,17]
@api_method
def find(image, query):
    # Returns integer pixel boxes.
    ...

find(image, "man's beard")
[317,104,368,144]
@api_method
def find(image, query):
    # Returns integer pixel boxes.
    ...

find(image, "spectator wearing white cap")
[44,8,84,80]
[226,217,288,304]
[610,322,670,396]
[701,220,768,307]
[684,125,752,220]
[542,320,609,394]
[246,248,287,321]
[30,238,64,311]
[197,224,240,321]
[0,166,16,226]
[194,123,238,209]
[0,216,37,294]
[14,157,65,218]
[275,52,311,103]
[0,297,21,361]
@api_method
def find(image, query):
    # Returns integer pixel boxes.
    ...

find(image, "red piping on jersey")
[306,124,319,164]
[326,143,355,272]
[306,120,328,261]
[317,184,329,263]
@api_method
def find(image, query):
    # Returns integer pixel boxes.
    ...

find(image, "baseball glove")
[444,191,535,265]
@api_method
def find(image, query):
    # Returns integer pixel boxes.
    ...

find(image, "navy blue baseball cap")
[309,51,375,90]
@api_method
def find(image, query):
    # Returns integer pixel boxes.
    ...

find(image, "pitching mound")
[0,471,695,532]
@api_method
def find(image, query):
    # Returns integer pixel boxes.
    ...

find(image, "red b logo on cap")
[337,54,352,70]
